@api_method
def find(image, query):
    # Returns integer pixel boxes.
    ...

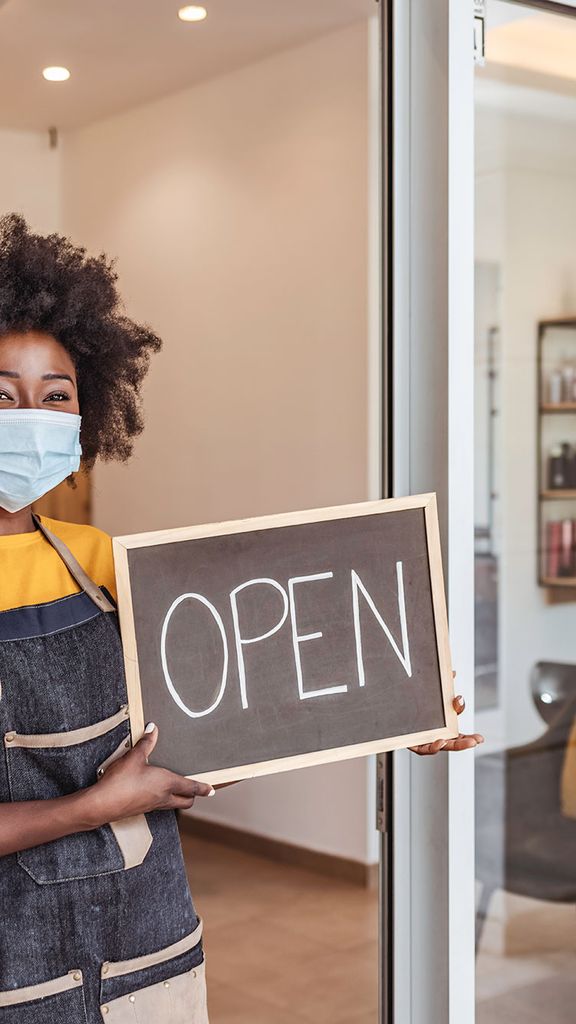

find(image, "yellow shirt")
[0,515,117,613]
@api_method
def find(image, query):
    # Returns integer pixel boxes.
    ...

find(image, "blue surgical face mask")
[0,409,82,513]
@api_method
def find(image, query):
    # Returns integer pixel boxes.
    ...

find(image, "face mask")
[0,409,82,513]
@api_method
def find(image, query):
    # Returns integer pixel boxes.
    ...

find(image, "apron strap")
[32,513,116,615]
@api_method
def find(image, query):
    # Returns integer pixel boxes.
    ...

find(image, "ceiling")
[486,8,576,84]
[485,0,538,31]
[477,2,576,117]
[0,0,373,132]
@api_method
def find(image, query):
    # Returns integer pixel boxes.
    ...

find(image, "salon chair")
[475,661,576,953]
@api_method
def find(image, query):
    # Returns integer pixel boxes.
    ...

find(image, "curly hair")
[0,212,161,468]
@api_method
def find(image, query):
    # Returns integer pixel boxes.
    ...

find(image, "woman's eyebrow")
[0,371,75,383]
[41,373,75,384]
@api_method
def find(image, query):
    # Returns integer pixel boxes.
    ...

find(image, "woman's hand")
[81,724,215,828]
[408,674,484,756]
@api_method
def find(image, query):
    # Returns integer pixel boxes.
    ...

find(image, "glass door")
[475,2,576,1022]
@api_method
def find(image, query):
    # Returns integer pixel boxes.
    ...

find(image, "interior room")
[475,2,576,1020]
[0,1,380,1021]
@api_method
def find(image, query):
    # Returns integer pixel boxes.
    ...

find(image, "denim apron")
[0,516,209,1024]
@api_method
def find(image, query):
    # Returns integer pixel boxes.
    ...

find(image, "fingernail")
[456,696,464,707]
[144,722,156,734]
[208,787,216,796]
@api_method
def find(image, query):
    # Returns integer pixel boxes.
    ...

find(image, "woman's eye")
[44,391,70,403]
[0,391,13,401]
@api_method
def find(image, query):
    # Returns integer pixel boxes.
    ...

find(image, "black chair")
[475,662,576,952]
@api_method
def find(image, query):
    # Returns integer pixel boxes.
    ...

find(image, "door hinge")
[474,0,486,67]
[376,754,388,832]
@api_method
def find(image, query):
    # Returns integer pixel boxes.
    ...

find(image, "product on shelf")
[545,518,576,579]
[547,442,576,489]
[549,368,563,404]
[547,357,576,403]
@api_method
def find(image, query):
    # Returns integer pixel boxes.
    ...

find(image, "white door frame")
[389,1,475,1021]
[388,1,576,1022]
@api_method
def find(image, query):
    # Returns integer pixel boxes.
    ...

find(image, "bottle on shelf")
[563,442,576,488]
[546,357,576,404]
[548,367,563,404]
[561,358,576,403]
[549,444,567,489]
[545,518,576,579]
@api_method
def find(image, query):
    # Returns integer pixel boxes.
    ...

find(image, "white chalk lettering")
[351,562,412,684]
[161,593,229,718]
[288,572,348,700]
[230,578,289,709]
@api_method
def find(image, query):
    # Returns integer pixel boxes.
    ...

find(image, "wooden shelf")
[541,576,576,588]
[540,489,576,500]
[540,402,576,413]
[538,321,576,600]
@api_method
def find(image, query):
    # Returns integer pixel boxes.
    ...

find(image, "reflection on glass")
[475,2,576,1021]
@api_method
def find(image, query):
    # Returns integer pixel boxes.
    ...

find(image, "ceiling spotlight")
[43,66,70,82]
[178,5,207,22]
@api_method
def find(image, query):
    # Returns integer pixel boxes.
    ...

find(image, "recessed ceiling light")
[178,5,207,23]
[43,66,70,82]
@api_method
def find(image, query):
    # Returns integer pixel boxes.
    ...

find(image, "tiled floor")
[180,831,379,1024]
[476,894,576,1023]
[182,832,576,1023]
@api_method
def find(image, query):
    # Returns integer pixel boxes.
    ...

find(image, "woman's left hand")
[408,674,484,756]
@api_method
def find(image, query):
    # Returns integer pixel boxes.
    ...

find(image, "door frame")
[384,1,576,1022]
[384,1,475,1021]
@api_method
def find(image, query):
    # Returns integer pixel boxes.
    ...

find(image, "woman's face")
[0,331,79,414]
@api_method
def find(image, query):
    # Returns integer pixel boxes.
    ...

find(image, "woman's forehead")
[0,331,77,377]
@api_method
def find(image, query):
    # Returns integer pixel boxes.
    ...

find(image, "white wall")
[476,102,576,747]
[0,127,61,231]
[61,22,377,863]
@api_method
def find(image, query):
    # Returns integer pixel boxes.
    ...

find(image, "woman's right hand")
[81,724,215,828]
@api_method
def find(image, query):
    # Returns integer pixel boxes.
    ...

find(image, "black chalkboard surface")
[113,495,457,782]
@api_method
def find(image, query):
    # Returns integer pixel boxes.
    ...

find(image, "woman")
[0,214,482,1023]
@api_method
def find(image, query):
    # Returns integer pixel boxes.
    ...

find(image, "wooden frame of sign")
[113,494,458,783]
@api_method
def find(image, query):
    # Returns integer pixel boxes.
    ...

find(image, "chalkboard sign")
[113,495,457,783]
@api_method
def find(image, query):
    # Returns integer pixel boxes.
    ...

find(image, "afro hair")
[0,212,162,468]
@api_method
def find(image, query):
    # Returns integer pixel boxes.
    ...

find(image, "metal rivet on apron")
[129,995,136,1003]
[97,768,105,778]
[163,981,170,988]
[124,706,130,717]
[72,972,81,981]
[102,965,109,975]
[193,970,197,978]
[5,733,15,743]
[102,1007,109,1015]
[124,740,130,749]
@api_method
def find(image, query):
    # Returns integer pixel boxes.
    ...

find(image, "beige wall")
[0,127,60,232]
[60,21,376,864]
[62,22,370,536]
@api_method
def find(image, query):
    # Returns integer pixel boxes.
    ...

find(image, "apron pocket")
[99,919,208,1023]
[4,705,151,884]
[0,969,87,1023]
